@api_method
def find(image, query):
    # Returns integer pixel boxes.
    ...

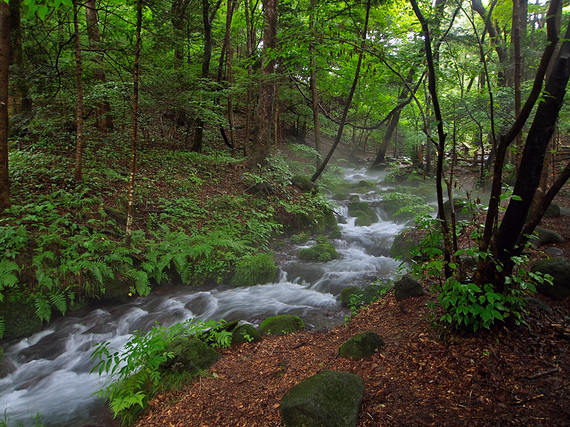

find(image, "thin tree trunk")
[243,0,254,156]
[126,0,142,243]
[73,0,85,183]
[309,0,321,168]
[248,0,278,168]
[311,0,371,182]
[85,0,113,130]
[9,0,30,115]
[0,1,10,213]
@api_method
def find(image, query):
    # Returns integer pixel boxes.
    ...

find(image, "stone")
[339,284,387,308]
[544,202,561,218]
[232,323,262,344]
[160,338,221,374]
[544,247,564,257]
[339,331,385,359]
[390,227,443,261]
[529,227,564,247]
[230,253,277,287]
[531,257,570,300]
[292,175,318,193]
[280,370,365,427]
[393,275,426,301]
[260,314,305,336]
[348,202,379,224]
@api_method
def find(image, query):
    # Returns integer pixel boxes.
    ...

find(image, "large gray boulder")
[529,227,564,247]
[280,370,365,427]
[339,331,384,360]
[531,257,570,300]
[393,275,426,301]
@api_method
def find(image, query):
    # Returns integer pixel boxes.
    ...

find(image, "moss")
[348,202,379,224]
[0,299,44,340]
[298,236,339,262]
[339,331,385,359]
[351,180,377,193]
[328,229,342,239]
[230,253,277,287]
[232,324,262,344]
[291,175,318,193]
[290,233,310,245]
[260,314,305,335]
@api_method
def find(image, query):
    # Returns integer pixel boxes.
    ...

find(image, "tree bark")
[126,0,142,244]
[73,0,85,183]
[248,0,279,168]
[0,1,10,213]
[309,0,321,168]
[9,0,30,115]
[85,0,113,130]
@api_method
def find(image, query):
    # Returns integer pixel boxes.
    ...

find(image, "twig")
[526,367,560,380]
[511,394,544,405]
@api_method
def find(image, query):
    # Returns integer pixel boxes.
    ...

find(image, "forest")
[0,0,569,425]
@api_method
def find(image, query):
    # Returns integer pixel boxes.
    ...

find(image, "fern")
[49,291,68,316]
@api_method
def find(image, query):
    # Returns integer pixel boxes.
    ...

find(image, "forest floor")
[135,146,570,426]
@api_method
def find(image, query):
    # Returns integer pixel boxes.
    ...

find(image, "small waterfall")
[0,167,405,426]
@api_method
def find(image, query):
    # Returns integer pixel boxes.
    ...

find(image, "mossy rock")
[160,337,221,374]
[196,320,240,346]
[531,257,570,300]
[280,370,364,427]
[353,210,372,227]
[328,229,342,239]
[339,331,385,359]
[351,180,377,194]
[260,314,305,335]
[291,233,310,245]
[544,202,560,218]
[332,193,348,201]
[230,253,277,287]
[393,275,426,301]
[232,323,262,344]
[298,236,339,262]
[339,284,387,308]
[390,227,442,261]
[99,263,136,302]
[442,199,476,222]
[0,300,44,340]
[292,175,318,193]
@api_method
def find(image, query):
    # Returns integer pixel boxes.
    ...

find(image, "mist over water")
[0,166,405,426]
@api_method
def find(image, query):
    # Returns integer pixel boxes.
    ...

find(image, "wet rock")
[280,370,364,427]
[393,275,426,301]
[297,236,339,262]
[544,247,564,257]
[531,257,570,301]
[339,284,387,308]
[339,331,384,359]
[348,202,379,225]
[260,314,305,336]
[390,227,443,261]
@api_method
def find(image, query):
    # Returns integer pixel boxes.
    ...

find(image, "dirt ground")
[135,179,570,426]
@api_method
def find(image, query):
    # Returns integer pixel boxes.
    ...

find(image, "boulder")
[531,257,570,300]
[339,284,387,308]
[298,236,340,262]
[544,247,564,257]
[232,323,262,344]
[544,202,561,218]
[280,370,365,427]
[292,175,318,193]
[339,331,384,359]
[529,227,564,247]
[348,202,379,224]
[390,227,443,261]
[160,338,220,373]
[442,199,476,222]
[230,253,277,287]
[393,275,426,301]
[260,314,305,336]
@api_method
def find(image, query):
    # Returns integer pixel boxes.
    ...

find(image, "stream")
[0,167,405,426]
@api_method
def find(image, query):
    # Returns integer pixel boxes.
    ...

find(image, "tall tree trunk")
[9,0,30,115]
[192,0,222,152]
[171,0,190,68]
[73,0,85,183]
[311,0,371,182]
[224,0,236,156]
[85,0,113,130]
[126,0,142,244]
[0,1,10,213]
[243,0,254,156]
[248,0,279,167]
[309,0,321,168]
[512,0,527,166]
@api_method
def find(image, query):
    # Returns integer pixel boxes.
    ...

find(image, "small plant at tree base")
[91,319,231,419]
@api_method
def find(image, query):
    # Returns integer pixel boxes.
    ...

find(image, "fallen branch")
[526,367,560,380]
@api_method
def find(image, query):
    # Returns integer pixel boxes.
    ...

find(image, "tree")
[0,0,10,213]
[248,0,279,167]
[73,0,85,182]
[85,0,113,130]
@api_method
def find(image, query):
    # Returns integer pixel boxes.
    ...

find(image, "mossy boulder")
[531,257,570,300]
[260,314,305,336]
[298,236,340,262]
[291,233,310,245]
[339,331,385,359]
[280,370,365,427]
[339,284,387,308]
[292,175,318,193]
[160,338,221,373]
[351,180,377,194]
[442,199,476,222]
[390,227,442,261]
[232,323,262,344]
[529,227,564,248]
[393,275,426,301]
[0,300,44,340]
[544,202,561,218]
[230,253,277,287]
[348,202,379,225]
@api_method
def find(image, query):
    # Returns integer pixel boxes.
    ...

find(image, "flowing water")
[0,167,405,426]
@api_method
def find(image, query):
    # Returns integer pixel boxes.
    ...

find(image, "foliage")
[91,319,231,419]
[230,252,278,287]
